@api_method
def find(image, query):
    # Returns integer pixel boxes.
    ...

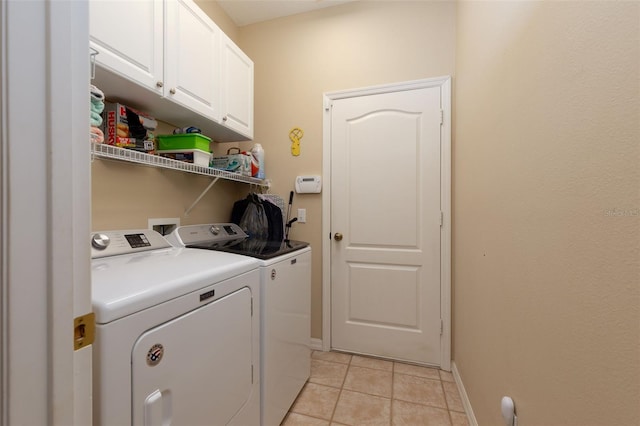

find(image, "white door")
[1,0,92,424]
[89,0,164,94]
[329,83,445,366]
[220,33,254,138]
[165,0,220,119]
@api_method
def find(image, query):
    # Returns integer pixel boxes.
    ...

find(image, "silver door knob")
[169,88,176,95]
[156,81,163,88]
[334,233,343,241]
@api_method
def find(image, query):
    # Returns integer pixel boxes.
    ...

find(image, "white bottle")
[250,143,265,179]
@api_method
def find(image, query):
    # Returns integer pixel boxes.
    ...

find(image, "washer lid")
[91,247,259,324]
[188,239,309,260]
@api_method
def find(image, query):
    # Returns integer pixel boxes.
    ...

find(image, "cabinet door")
[165,0,220,120]
[220,34,254,139]
[89,0,163,94]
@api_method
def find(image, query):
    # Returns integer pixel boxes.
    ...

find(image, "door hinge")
[440,109,444,125]
[440,319,444,336]
[251,298,254,316]
[440,211,443,227]
[252,364,254,384]
[74,312,96,351]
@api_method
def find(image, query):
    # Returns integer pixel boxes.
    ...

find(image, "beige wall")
[454,2,639,425]
[92,117,248,230]
[91,160,245,231]
[238,1,457,339]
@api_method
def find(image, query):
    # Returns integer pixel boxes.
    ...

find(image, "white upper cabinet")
[220,34,254,139]
[89,0,163,94]
[164,0,220,120]
[89,0,253,142]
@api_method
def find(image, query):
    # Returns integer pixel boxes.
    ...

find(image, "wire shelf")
[91,143,267,186]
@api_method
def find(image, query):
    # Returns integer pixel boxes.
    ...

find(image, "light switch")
[297,208,306,223]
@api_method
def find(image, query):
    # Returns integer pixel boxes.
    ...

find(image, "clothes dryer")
[91,229,261,426]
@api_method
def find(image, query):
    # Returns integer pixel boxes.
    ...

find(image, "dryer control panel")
[91,229,171,259]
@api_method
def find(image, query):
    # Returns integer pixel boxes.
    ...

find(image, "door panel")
[348,112,420,247]
[132,288,253,426]
[89,0,163,92]
[348,263,420,327]
[165,0,219,118]
[220,34,254,138]
[331,87,442,365]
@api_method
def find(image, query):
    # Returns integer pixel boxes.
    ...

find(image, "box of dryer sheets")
[211,147,251,176]
[103,102,157,152]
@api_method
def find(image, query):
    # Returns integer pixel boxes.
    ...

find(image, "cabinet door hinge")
[440,109,444,125]
[440,319,444,336]
[440,211,443,227]
[74,312,96,350]
[251,298,254,316]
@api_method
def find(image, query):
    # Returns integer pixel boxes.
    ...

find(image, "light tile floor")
[282,351,470,426]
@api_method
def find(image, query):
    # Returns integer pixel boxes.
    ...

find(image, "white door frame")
[1,1,91,424]
[321,77,451,370]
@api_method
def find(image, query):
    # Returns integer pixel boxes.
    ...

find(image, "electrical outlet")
[297,208,306,223]
[148,217,180,236]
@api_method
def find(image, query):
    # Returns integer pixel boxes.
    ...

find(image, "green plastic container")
[157,133,212,152]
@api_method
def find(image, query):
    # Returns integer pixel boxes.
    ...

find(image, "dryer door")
[131,287,254,425]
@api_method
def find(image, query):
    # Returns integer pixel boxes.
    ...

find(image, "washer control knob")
[209,225,221,236]
[91,233,110,250]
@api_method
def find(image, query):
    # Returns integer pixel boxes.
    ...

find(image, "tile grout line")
[389,361,395,426]
[440,372,454,426]
[304,353,465,425]
[328,353,352,424]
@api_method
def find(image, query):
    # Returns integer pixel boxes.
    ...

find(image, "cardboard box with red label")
[102,103,156,152]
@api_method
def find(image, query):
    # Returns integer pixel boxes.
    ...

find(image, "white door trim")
[1,1,91,424]
[322,76,452,370]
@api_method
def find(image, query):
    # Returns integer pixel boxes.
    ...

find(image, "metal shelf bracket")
[184,177,220,216]
[91,143,269,216]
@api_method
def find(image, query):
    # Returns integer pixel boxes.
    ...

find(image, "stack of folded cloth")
[90,85,105,143]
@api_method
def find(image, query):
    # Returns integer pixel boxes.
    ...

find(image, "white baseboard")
[310,338,323,351]
[451,361,478,426]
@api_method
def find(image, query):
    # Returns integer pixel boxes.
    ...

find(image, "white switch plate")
[297,208,306,223]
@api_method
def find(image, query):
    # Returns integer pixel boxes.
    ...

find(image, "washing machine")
[167,224,311,426]
[91,229,261,426]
